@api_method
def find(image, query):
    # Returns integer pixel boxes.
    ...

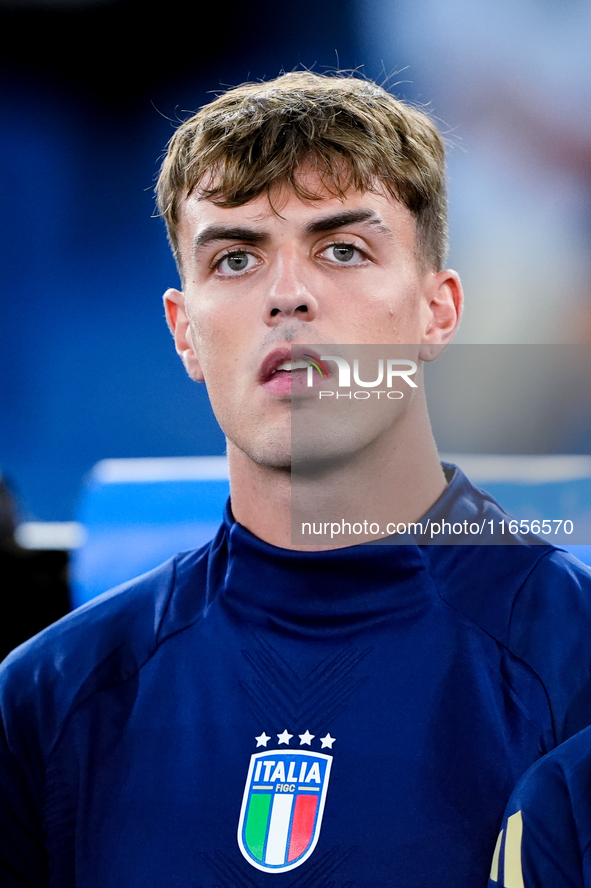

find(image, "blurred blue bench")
[443,454,591,567]
[70,456,229,608]
[70,454,591,608]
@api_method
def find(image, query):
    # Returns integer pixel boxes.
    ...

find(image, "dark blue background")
[0,0,367,520]
[5,1,590,522]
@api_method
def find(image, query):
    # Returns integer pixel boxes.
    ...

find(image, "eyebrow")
[192,209,391,252]
[193,225,269,249]
[304,209,391,235]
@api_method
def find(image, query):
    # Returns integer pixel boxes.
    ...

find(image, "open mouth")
[259,349,330,394]
[275,359,311,373]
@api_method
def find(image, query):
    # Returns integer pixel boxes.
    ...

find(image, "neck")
[229,393,447,550]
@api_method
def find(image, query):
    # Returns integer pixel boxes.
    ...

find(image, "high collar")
[210,470,476,637]
[171,464,490,638]
[220,512,432,636]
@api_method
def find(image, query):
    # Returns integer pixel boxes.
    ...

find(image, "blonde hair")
[156,71,448,271]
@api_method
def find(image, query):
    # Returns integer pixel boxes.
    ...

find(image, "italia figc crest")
[237,729,335,873]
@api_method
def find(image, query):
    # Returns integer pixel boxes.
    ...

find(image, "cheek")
[186,303,223,364]
[356,286,422,342]
[389,277,425,334]
[188,310,245,389]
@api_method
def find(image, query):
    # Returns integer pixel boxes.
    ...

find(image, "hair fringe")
[156,71,448,272]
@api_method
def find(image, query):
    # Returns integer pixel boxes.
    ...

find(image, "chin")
[250,442,293,470]
[228,430,293,472]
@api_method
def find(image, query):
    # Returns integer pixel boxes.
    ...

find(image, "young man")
[2,72,591,888]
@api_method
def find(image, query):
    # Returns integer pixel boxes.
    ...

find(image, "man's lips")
[258,347,331,394]
[259,347,293,384]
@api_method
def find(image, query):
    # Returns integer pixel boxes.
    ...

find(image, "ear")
[163,288,205,382]
[419,269,463,362]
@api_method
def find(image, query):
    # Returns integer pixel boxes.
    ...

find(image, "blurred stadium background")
[2,0,591,646]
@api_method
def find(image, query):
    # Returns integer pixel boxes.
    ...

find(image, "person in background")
[0,475,69,662]
[489,722,591,888]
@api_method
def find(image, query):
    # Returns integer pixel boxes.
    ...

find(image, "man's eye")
[216,251,258,275]
[321,243,365,264]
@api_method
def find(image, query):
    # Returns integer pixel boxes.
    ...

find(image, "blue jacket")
[2,466,591,887]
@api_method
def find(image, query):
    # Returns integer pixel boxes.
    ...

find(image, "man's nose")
[262,253,319,323]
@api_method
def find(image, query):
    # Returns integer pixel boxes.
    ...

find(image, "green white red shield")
[237,749,332,873]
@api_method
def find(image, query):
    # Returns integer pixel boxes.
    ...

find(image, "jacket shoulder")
[0,543,212,761]
[508,548,591,740]
[431,543,591,741]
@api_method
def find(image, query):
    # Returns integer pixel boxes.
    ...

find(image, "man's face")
[165,175,461,468]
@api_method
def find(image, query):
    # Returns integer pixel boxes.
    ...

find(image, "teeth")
[275,360,309,372]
